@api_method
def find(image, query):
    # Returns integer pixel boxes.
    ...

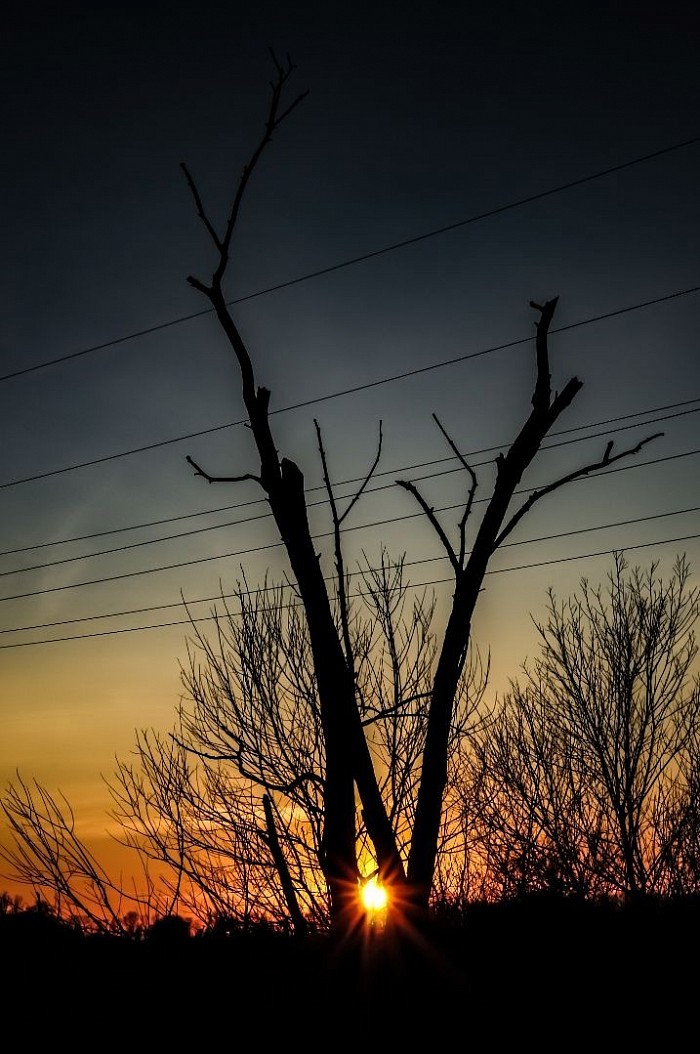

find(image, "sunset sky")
[2,0,700,895]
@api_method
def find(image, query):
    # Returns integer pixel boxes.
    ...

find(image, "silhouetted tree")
[179,52,661,928]
[0,774,167,933]
[0,559,487,933]
[109,556,489,932]
[465,553,700,902]
[0,54,666,938]
[147,912,191,943]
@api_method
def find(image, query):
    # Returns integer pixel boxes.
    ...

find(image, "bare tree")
[109,720,321,933]
[110,554,489,931]
[0,55,665,936]
[180,53,661,926]
[466,553,700,902]
[0,773,164,933]
[0,556,486,933]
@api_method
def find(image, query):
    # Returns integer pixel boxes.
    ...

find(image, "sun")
[360,875,388,913]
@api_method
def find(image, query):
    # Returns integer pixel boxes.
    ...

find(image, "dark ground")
[2,897,697,1045]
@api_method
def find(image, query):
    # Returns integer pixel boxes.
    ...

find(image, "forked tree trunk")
[183,58,662,932]
[404,298,661,914]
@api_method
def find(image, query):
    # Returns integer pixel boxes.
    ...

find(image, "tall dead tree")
[182,54,405,932]
[182,53,662,927]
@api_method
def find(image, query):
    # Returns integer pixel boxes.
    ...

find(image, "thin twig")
[432,413,477,568]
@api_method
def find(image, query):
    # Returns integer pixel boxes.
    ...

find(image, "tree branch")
[185,454,261,486]
[315,420,354,673]
[530,297,558,413]
[396,478,460,573]
[360,692,432,727]
[183,52,309,291]
[179,162,223,251]
[432,413,477,568]
[339,420,383,525]
[493,431,665,549]
[315,418,384,673]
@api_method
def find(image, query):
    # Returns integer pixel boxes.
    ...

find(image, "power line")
[3,398,698,556]
[2,529,697,648]
[3,396,698,557]
[1,447,697,605]
[3,134,699,386]
[2,282,700,492]
[3,503,699,636]
[1,406,695,578]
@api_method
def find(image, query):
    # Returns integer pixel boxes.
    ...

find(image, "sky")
[2,0,700,897]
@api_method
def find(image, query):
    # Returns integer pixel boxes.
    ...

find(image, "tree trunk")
[200,291,406,928]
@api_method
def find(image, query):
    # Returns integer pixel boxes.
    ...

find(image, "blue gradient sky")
[2,1,699,887]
